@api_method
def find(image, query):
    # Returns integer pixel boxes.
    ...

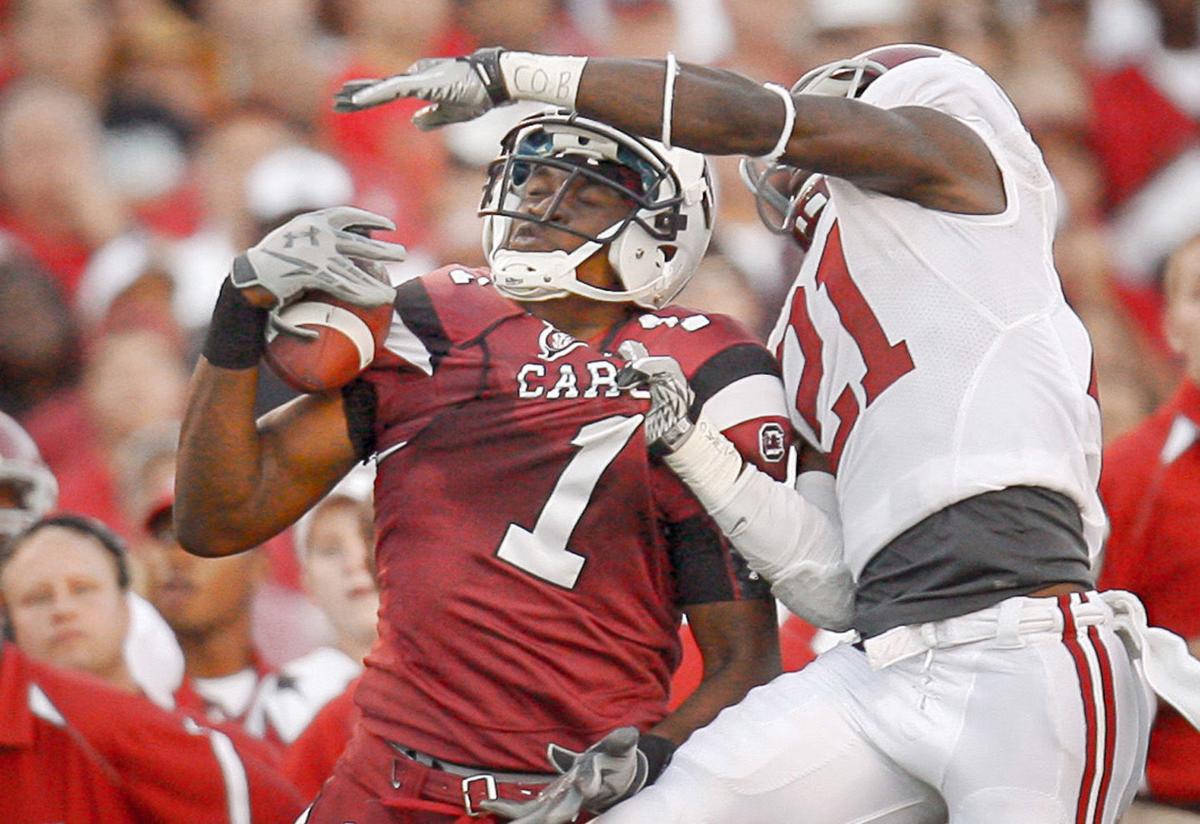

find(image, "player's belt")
[389,742,556,782]
[860,592,1111,670]
[387,741,557,817]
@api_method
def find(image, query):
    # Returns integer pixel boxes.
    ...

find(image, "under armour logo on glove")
[480,727,674,823]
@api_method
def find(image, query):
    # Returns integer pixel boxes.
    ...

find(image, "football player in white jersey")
[335,44,1200,824]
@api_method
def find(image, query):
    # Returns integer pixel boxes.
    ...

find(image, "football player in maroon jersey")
[175,113,796,821]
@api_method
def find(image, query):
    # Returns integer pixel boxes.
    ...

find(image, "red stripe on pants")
[1059,594,1099,824]
[1085,593,1118,824]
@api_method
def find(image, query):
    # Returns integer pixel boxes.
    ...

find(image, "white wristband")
[499,52,589,108]
[662,52,679,149]
[662,414,743,513]
[762,83,796,162]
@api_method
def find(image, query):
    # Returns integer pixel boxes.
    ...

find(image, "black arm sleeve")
[340,378,378,462]
[664,515,772,606]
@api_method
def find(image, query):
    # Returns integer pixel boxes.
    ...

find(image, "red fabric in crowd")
[284,677,362,801]
[0,644,304,823]
[1098,379,1200,804]
[0,214,94,299]
[1088,64,1200,212]
[20,389,130,535]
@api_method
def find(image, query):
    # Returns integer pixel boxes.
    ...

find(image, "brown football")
[264,295,391,393]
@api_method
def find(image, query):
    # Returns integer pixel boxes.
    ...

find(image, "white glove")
[615,340,695,452]
[231,206,404,314]
[333,48,510,130]
[480,728,649,823]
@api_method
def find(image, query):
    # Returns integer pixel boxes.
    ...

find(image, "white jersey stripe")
[185,717,251,824]
[383,314,433,376]
[27,684,66,726]
[702,374,788,432]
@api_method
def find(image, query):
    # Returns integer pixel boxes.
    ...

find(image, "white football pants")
[600,592,1151,823]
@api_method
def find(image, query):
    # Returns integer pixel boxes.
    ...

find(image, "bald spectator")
[22,323,189,536]
[0,516,138,692]
[7,0,114,105]
[0,512,187,706]
[1100,233,1200,820]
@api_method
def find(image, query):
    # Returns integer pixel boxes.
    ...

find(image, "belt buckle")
[462,774,498,817]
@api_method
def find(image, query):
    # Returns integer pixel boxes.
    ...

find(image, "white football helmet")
[480,111,715,310]
[740,43,946,246]
[0,411,58,540]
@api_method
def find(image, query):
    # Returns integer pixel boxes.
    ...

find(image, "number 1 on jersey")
[496,414,643,588]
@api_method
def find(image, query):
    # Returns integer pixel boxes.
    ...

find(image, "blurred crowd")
[1,0,1199,818]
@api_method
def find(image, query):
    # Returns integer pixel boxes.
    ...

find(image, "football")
[264,294,391,393]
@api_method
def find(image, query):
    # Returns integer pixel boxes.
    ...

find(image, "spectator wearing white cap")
[245,464,378,746]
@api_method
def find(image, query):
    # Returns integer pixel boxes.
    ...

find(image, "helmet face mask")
[480,112,715,309]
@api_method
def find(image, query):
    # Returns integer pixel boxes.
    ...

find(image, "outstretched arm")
[336,52,1002,214]
[577,59,1003,214]
[616,342,856,630]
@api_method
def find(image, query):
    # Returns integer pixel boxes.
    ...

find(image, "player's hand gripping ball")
[258,211,401,393]
[264,291,392,393]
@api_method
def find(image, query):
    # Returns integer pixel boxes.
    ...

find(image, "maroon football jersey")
[348,266,790,771]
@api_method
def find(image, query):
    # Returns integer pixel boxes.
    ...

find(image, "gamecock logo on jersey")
[537,324,587,362]
[759,423,786,462]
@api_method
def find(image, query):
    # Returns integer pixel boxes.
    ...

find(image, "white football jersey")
[767,52,1105,577]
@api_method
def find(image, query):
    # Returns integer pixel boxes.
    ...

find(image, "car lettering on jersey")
[516,360,633,399]
[537,324,588,361]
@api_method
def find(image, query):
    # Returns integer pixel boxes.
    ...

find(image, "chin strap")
[489,215,654,305]
[490,240,602,302]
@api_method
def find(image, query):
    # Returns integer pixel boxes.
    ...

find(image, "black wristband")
[637,733,676,785]
[467,47,510,103]
[202,276,269,369]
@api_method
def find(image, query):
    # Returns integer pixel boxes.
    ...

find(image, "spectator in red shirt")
[22,322,189,537]
[1099,232,1200,816]
[0,640,304,823]
[284,675,362,802]
[0,80,132,297]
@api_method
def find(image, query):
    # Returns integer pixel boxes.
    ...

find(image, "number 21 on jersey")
[779,222,914,471]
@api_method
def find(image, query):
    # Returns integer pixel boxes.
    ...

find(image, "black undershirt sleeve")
[340,378,378,462]
[664,515,772,606]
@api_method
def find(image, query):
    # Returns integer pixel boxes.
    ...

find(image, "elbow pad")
[715,467,855,630]
[664,419,856,630]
